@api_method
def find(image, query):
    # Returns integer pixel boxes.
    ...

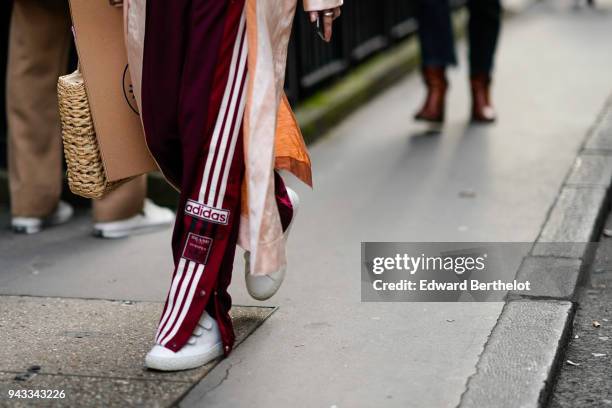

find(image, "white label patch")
[182,233,213,264]
[185,199,230,225]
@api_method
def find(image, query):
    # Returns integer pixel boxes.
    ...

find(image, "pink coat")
[124,0,342,276]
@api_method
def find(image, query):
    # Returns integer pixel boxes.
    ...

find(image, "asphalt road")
[548,211,612,408]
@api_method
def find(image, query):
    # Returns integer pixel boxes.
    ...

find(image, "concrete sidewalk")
[2,0,612,406]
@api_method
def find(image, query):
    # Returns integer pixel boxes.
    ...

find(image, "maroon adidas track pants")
[141,0,292,354]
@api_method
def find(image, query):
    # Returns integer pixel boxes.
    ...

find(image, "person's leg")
[468,0,502,122]
[140,0,191,189]
[143,0,247,368]
[6,0,71,218]
[468,0,501,76]
[415,0,455,124]
[92,176,147,223]
[417,0,457,69]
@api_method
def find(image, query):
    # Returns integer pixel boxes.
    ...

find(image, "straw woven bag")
[58,68,133,199]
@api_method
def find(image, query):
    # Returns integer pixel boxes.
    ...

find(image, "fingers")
[323,12,333,42]
[310,7,341,42]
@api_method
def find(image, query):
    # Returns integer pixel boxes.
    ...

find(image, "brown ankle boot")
[415,67,448,123]
[470,73,496,123]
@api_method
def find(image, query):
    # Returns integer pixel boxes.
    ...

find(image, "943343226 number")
[7,389,66,399]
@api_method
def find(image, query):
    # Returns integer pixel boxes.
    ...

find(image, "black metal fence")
[0,0,465,169]
[286,0,420,103]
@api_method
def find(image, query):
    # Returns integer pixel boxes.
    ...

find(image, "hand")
[309,7,342,42]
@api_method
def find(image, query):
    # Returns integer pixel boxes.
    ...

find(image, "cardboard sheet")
[68,0,156,181]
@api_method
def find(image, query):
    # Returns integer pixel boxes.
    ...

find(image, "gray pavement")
[2,0,612,406]
[0,296,275,407]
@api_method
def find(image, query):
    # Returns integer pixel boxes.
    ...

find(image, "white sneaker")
[244,187,299,301]
[93,199,174,239]
[11,201,74,234]
[145,311,224,371]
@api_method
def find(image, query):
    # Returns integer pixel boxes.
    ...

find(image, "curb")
[459,94,612,408]
[461,300,575,408]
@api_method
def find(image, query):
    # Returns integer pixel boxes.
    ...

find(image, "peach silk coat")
[123,0,342,276]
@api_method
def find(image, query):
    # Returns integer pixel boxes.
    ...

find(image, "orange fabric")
[241,93,312,216]
[274,93,313,187]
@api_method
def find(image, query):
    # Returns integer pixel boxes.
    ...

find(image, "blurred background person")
[414,0,502,125]
[6,0,174,237]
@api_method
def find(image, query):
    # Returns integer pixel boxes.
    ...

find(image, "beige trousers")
[7,0,146,222]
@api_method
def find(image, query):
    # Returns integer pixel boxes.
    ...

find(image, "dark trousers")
[417,0,502,75]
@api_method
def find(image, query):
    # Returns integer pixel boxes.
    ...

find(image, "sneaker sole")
[12,205,73,235]
[93,222,172,239]
[11,224,42,235]
[145,342,224,372]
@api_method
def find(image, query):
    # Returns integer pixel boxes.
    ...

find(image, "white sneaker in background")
[245,187,299,301]
[93,198,174,239]
[11,200,74,234]
[145,311,224,371]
